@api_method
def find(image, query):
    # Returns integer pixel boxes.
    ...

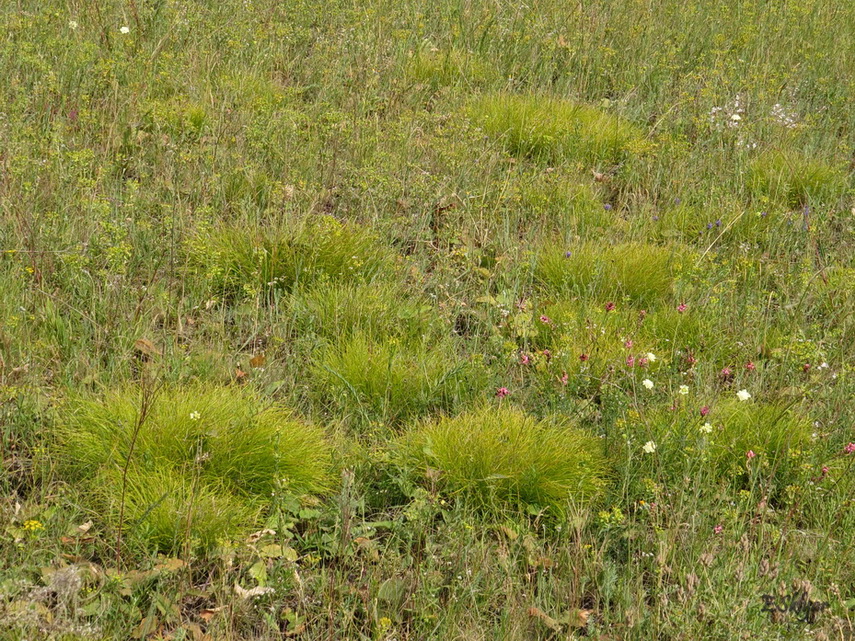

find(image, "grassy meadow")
[2,0,855,638]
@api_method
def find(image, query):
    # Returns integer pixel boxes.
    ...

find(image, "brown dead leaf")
[198,607,224,623]
[284,624,306,637]
[569,608,592,628]
[246,528,276,543]
[154,557,187,573]
[133,338,162,359]
[496,525,518,541]
[528,606,562,632]
[234,368,247,381]
[234,583,275,599]
[249,354,266,368]
[77,521,93,534]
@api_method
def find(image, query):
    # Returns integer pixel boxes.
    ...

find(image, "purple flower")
[603,203,613,210]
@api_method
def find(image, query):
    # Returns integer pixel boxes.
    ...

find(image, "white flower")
[642,379,654,390]
[678,385,689,395]
[190,411,201,421]
[730,113,742,121]
[646,352,657,362]
[120,26,130,34]
[642,440,657,454]
[700,422,713,434]
[69,20,79,30]
[736,389,752,402]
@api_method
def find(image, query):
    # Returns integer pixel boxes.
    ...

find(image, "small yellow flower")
[23,520,44,532]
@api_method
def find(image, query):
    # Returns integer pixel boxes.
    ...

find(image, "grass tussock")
[401,406,608,514]
[289,282,435,342]
[312,333,483,427]
[57,385,332,551]
[535,242,683,305]
[748,150,846,207]
[191,216,391,300]
[407,48,494,88]
[470,93,648,164]
[709,401,813,481]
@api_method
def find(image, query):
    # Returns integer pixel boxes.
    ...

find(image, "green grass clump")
[407,48,493,88]
[515,171,618,236]
[313,333,482,427]
[748,150,845,207]
[57,385,332,551]
[635,401,813,496]
[94,467,259,552]
[289,282,435,342]
[709,401,813,481]
[191,215,391,300]
[535,242,681,305]
[470,93,647,164]
[401,406,607,514]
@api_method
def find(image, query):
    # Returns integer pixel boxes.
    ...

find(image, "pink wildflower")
[579,353,589,362]
[746,450,756,459]
[745,361,756,371]
[713,524,723,535]
[605,301,616,312]
[626,355,635,367]
[677,302,688,313]
[700,405,710,417]
[496,387,510,398]
[539,314,551,324]
[560,371,569,386]
[637,357,649,368]
[520,353,530,365]
[844,442,855,454]
[624,340,633,349]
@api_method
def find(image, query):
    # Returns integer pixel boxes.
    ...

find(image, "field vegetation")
[1,0,854,639]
